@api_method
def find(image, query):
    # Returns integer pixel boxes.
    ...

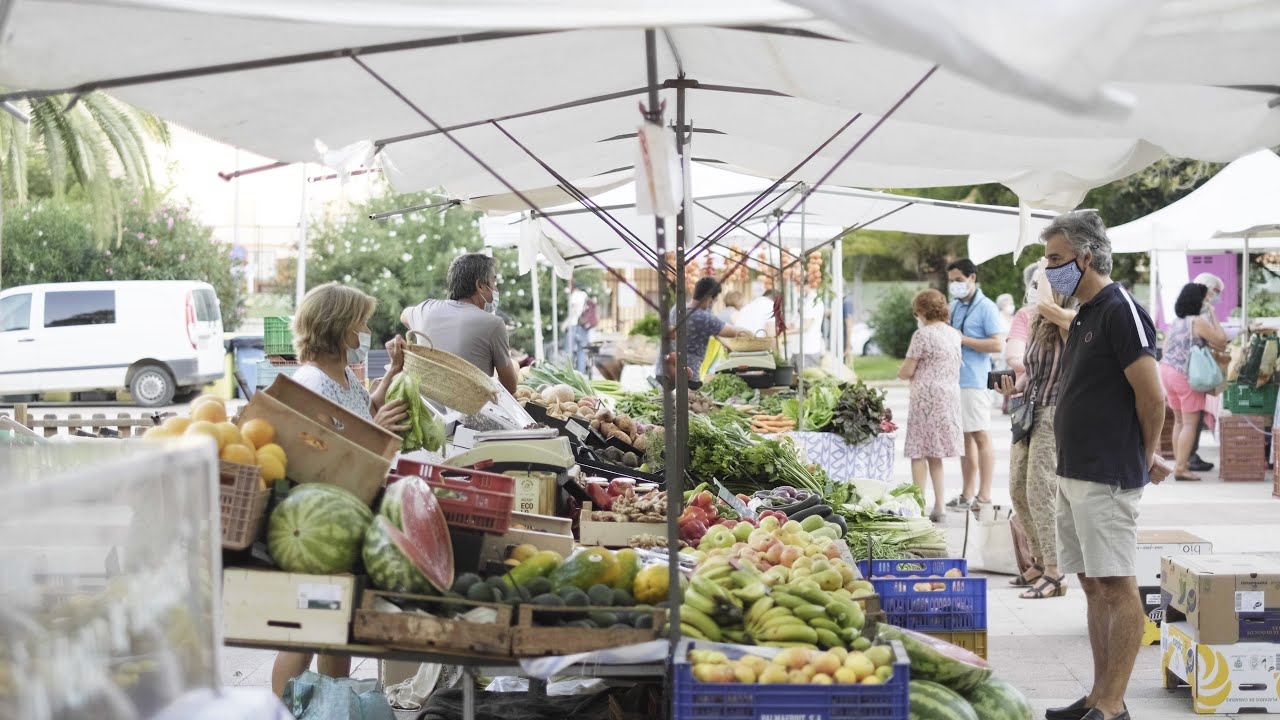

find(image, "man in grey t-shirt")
[401,253,519,393]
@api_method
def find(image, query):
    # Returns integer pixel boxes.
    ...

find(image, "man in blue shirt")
[946,259,1004,513]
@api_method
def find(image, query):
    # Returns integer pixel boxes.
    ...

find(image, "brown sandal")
[1020,574,1067,599]
[1009,563,1044,587]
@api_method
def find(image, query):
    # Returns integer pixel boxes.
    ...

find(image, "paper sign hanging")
[635,124,681,218]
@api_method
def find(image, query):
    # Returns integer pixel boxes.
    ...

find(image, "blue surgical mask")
[347,331,371,365]
[1045,257,1085,299]
[483,285,500,314]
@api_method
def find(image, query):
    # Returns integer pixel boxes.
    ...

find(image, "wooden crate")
[223,569,356,645]
[512,604,665,657]
[579,501,667,547]
[353,590,514,656]
[1160,406,1175,459]
[1218,414,1270,482]
[922,629,988,659]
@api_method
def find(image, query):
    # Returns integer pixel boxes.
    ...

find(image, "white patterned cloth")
[291,365,373,421]
[783,431,896,483]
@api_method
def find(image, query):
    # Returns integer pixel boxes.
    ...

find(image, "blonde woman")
[271,282,408,695]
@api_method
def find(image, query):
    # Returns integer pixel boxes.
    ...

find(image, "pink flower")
[105,267,114,275]
[166,217,174,230]
[104,250,112,256]
[137,232,144,240]
[148,239,158,247]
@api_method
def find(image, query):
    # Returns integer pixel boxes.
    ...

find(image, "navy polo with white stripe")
[1054,282,1157,489]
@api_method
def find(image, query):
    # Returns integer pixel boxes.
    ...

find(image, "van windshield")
[0,294,31,331]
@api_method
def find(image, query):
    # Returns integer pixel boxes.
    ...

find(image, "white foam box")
[477,511,574,564]
[1137,529,1212,587]
[223,568,356,646]
[1162,621,1280,715]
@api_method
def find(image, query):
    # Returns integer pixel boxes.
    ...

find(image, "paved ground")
[22,388,1273,718]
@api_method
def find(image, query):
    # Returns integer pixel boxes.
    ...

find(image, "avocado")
[565,619,594,629]
[466,583,495,602]
[530,593,565,606]
[485,575,508,590]
[609,623,633,631]
[633,614,654,629]
[610,588,635,607]
[588,611,620,627]
[524,577,552,596]
[451,573,484,595]
[491,586,506,603]
[562,588,590,607]
[587,584,615,606]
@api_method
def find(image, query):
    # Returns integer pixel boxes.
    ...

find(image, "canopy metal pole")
[798,186,807,404]
[551,270,559,362]
[1148,251,1158,325]
[531,256,544,363]
[833,232,844,367]
[296,164,308,309]
[1242,236,1251,330]
[674,82,691,615]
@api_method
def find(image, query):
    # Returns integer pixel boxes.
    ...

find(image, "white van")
[0,281,225,406]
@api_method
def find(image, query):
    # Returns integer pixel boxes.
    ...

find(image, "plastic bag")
[282,670,395,720]
[1188,345,1224,391]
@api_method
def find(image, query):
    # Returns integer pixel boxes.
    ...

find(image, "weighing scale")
[710,350,777,388]
[447,431,586,516]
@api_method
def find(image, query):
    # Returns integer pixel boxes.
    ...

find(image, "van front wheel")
[130,365,175,407]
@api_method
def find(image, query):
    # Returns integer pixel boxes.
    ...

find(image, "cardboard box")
[478,512,574,564]
[223,569,356,646]
[1136,529,1212,587]
[1161,621,1280,714]
[508,469,560,517]
[1140,585,1165,646]
[1162,554,1280,645]
[238,375,400,505]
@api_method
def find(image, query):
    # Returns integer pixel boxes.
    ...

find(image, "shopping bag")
[282,670,395,720]
[961,502,1019,575]
[1009,513,1035,577]
[1188,345,1224,392]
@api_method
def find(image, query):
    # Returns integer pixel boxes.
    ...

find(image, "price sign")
[564,418,589,443]
[712,478,756,520]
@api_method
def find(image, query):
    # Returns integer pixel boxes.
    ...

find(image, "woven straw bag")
[721,330,776,354]
[402,331,498,413]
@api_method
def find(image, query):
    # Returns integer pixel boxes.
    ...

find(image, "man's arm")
[961,333,1004,353]
[496,361,519,394]
[1123,354,1169,480]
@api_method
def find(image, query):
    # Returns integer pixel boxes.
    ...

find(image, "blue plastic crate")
[856,558,967,578]
[673,640,910,720]
[873,576,987,631]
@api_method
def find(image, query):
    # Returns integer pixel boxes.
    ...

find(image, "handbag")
[1188,344,1224,392]
[962,501,1019,575]
[1010,387,1035,445]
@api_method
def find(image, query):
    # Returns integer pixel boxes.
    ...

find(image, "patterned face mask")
[1045,256,1085,298]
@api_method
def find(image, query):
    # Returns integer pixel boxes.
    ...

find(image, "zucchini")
[787,503,833,522]
[772,494,821,515]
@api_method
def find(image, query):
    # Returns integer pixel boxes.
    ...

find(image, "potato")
[609,429,630,443]
[559,401,579,413]
[590,418,602,430]
[616,416,634,433]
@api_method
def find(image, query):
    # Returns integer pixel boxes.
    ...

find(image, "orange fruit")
[184,420,221,447]
[257,443,287,466]
[190,400,227,424]
[258,454,286,483]
[214,422,243,450]
[162,416,193,434]
[219,444,257,465]
[240,418,275,449]
[142,426,173,441]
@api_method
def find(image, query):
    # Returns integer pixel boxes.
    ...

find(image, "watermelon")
[363,516,435,594]
[965,678,1032,720]
[879,625,992,693]
[909,679,978,720]
[399,477,454,592]
[267,485,372,574]
[379,479,407,529]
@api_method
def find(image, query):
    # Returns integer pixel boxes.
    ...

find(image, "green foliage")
[851,355,900,382]
[630,311,661,338]
[869,285,919,359]
[1,195,247,329]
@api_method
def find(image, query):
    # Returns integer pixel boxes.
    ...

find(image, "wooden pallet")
[3,405,158,438]
[353,589,514,656]
[511,604,665,657]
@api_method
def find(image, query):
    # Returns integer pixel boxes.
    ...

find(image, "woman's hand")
[374,398,410,434]
[995,373,1020,397]
[386,335,406,374]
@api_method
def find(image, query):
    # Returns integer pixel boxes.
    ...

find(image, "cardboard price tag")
[563,418,590,443]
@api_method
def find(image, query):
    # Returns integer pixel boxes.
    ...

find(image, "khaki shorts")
[1056,477,1143,578]
[960,388,992,433]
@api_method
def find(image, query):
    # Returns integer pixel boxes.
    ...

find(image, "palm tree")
[1,93,168,286]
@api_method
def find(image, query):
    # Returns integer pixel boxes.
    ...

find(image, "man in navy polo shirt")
[1041,211,1171,720]
[945,259,1004,513]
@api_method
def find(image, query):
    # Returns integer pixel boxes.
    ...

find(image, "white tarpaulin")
[2,1,1279,212]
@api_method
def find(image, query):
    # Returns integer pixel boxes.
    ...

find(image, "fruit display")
[965,677,1035,720]
[266,484,372,575]
[686,644,895,685]
[877,626,991,692]
[143,396,288,487]
[363,477,454,595]
[676,485,775,547]
[909,679,979,720]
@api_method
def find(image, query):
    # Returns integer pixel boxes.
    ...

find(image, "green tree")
[1,93,169,285]
[868,285,918,359]
[2,195,247,329]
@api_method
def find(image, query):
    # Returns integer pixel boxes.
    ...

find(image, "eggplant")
[772,493,821,515]
[827,513,848,536]
[785,501,832,522]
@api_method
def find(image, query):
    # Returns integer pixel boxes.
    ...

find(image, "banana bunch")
[744,577,869,650]
[679,557,769,642]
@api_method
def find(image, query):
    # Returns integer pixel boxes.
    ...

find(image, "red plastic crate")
[394,460,515,534]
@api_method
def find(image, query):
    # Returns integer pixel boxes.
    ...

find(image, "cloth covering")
[785,431,896,482]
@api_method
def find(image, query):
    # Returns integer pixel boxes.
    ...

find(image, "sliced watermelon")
[878,624,992,692]
[399,477,455,593]
[364,516,435,595]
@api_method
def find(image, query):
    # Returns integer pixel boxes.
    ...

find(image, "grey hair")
[447,253,496,301]
[1193,272,1224,292]
[1021,263,1038,291]
[1040,210,1112,275]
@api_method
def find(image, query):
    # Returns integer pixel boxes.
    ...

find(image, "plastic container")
[873,575,987,631]
[923,629,988,659]
[263,316,295,357]
[256,358,300,388]
[219,460,269,550]
[1223,382,1278,416]
[394,460,516,534]
[673,639,910,720]
[857,558,967,578]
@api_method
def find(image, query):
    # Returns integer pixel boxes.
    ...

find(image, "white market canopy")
[2,0,1279,219]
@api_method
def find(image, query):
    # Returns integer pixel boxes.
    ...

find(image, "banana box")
[1161,621,1280,714]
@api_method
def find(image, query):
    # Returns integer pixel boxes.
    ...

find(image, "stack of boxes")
[1161,554,1280,714]
[1136,530,1213,645]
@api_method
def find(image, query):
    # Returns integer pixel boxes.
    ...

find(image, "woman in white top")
[271,282,409,696]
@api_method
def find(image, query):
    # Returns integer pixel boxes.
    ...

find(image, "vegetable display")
[679,414,829,496]
[826,481,947,559]
[702,373,751,403]
[830,381,892,446]
[521,362,595,399]
[386,373,445,454]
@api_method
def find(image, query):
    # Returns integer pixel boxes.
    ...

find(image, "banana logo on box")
[1194,644,1234,710]
[1142,618,1162,646]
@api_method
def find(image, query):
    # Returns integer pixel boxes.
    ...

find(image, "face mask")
[482,284,499,314]
[347,331,371,365]
[948,281,970,300]
[1045,257,1085,298]
[1209,293,1221,305]
[1024,289,1036,306]
[915,316,924,329]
